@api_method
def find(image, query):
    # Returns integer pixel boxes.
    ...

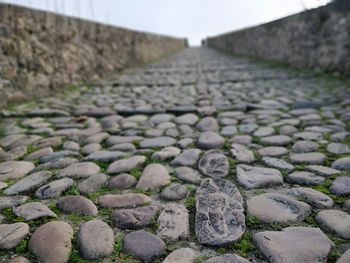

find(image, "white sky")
[2,0,331,45]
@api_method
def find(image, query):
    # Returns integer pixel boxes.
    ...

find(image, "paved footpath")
[1,47,350,262]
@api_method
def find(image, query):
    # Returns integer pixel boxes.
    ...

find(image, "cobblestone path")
[1,47,350,262]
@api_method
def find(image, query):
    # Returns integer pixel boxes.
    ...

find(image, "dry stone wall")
[0,4,186,107]
[207,1,350,77]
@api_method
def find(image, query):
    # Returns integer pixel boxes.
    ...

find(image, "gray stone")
[58,162,100,179]
[174,166,202,184]
[157,203,189,241]
[29,221,73,263]
[39,150,80,163]
[78,219,114,260]
[57,195,98,216]
[289,152,326,164]
[84,150,127,162]
[0,196,29,210]
[13,202,57,220]
[160,183,188,200]
[35,178,75,199]
[136,163,171,191]
[203,254,250,263]
[78,173,109,195]
[0,161,35,181]
[107,155,146,174]
[305,165,341,176]
[175,113,199,125]
[34,157,78,171]
[98,193,151,208]
[337,249,350,263]
[332,157,350,170]
[262,157,294,171]
[140,136,176,148]
[152,147,181,161]
[327,143,350,154]
[236,164,283,189]
[221,126,238,136]
[108,173,136,190]
[288,187,334,208]
[171,148,201,166]
[63,141,80,151]
[260,135,292,146]
[247,193,311,223]
[0,223,30,249]
[196,178,245,245]
[162,248,199,263]
[293,132,323,141]
[198,150,229,178]
[316,210,350,239]
[123,230,166,262]
[24,147,53,161]
[4,171,52,195]
[253,227,334,263]
[254,127,275,137]
[8,256,31,263]
[81,143,101,155]
[111,205,158,229]
[196,117,219,132]
[292,141,319,153]
[287,171,325,186]
[231,143,255,163]
[197,132,225,149]
[258,146,289,157]
[330,176,350,196]
[232,135,252,145]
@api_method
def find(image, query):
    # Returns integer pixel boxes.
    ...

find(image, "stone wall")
[0,4,186,107]
[207,0,350,76]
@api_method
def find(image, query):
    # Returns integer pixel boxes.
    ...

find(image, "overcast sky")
[2,0,331,45]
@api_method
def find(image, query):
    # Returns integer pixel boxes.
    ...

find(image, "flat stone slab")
[98,193,151,208]
[35,178,75,199]
[111,205,158,229]
[253,227,334,263]
[123,230,166,262]
[198,150,229,178]
[196,178,245,245]
[288,187,334,209]
[0,161,35,181]
[330,176,350,196]
[289,152,326,165]
[247,193,311,223]
[236,164,283,189]
[0,223,30,249]
[286,171,325,186]
[14,202,57,220]
[107,155,146,174]
[78,219,114,260]
[157,203,189,241]
[4,171,53,195]
[29,221,73,263]
[171,148,201,166]
[136,163,171,191]
[316,210,350,239]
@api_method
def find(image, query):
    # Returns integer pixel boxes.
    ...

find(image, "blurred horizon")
[1,0,331,45]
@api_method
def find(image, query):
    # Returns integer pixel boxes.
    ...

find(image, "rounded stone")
[292,141,319,153]
[260,135,292,146]
[162,248,199,263]
[136,163,171,191]
[35,178,75,199]
[330,176,350,196]
[247,193,311,223]
[316,210,350,239]
[111,205,158,229]
[258,146,289,157]
[108,173,137,190]
[160,183,188,200]
[123,230,166,262]
[332,157,350,170]
[78,219,114,260]
[198,150,229,178]
[197,131,225,149]
[289,152,326,165]
[29,221,73,263]
[98,193,151,208]
[77,173,109,195]
[14,202,57,220]
[171,148,201,166]
[58,162,100,179]
[0,161,35,181]
[174,166,202,184]
[8,256,31,263]
[287,171,325,186]
[107,155,146,174]
[57,195,98,216]
[139,136,176,148]
[0,223,30,249]
[288,187,334,209]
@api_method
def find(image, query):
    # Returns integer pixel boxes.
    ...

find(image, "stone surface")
[253,227,334,263]
[171,149,201,166]
[332,157,350,170]
[140,136,176,148]
[58,162,100,179]
[98,194,151,208]
[0,196,29,210]
[14,202,57,220]
[0,161,35,181]
[107,173,136,190]
[78,219,114,260]
[107,155,146,174]
[288,187,334,208]
[29,221,73,263]
[287,171,325,186]
[316,210,350,239]
[78,173,109,195]
[123,230,166,262]
[162,248,199,263]
[0,223,30,249]
[236,164,283,189]
[174,166,202,184]
[195,178,245,245]
[330,176,350,196]
[231,143,255,163]
[160,183,188,200]
[197,131,225,149]
[57,195,98,216]
[136,163,171,191]
[35,178,75,199]
[198,150,229,178]
[289,152,326,165]
[203,254,250,263]
[111,205,158,229]
[247,193,311,223]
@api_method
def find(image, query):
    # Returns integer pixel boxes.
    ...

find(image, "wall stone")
[0,4,186,107]
[207,1,350,77]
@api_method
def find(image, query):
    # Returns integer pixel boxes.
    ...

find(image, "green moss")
[26,145,37,155]
[328,250,343,263]
[245,215,262,228]
[304,214,318,227]
[64,185,80,196]
[217,247,228,254]
[232,231,256,257]
[130,169,142,180]
[184,196,196,210]
[2,208,25,223]
[194,255,210,263]
[15,239,29,254]
[66,214,95,224]
[0,127,6,139]
[94,161,109,172]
